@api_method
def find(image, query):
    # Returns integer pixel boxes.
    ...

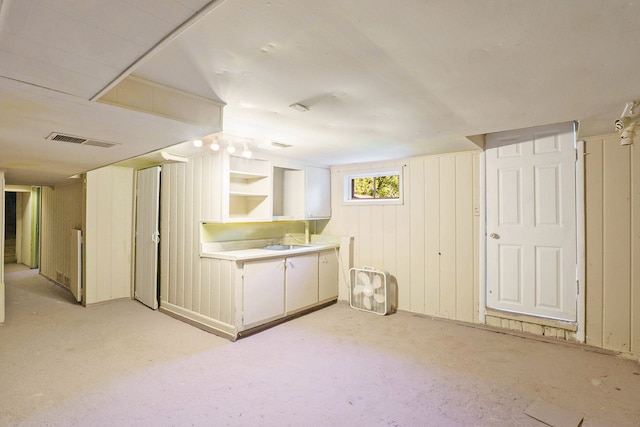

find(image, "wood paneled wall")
[85,166,134,304]
[585,134,640,355]
[40,182,83,286]
[326,151,481,322]
[161,154,233,325]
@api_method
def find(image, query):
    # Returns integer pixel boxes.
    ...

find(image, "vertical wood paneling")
[359,206,373,266]
[113,167,134,299]
[472,153,481,323]
[200,255,211,317]
[439,156,457,319]
[348,206,360,267]
[40,183,83,284]
[184,158,194,310]
[329,152,480,322]
[585,134,640,356]
[456,155,475,322]
[176,165,185,307]
[602,141,631,351]
[632,143,640,353]
[192,157,203,313]
[424,157,440,315]
[585,139,604,347]
[395,163,412,310]
[96,168,112,301]
[169,164,178,305]
[409,157,426,313]
[370,205,384,269]
[219,260,232,324]
[382,204,397,298]
[210,258,221,319]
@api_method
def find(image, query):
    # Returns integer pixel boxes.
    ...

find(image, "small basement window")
[343,169,403,205]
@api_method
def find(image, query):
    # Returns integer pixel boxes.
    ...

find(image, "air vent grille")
[46,132,119,149]
[50,134,86,144]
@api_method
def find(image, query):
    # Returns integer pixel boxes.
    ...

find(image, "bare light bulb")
[193,139,203,148]
[210,142,220,151]
[227,144,236,154]
[242,147,252,158]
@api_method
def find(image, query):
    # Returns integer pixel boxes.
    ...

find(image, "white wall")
[85,166,134,304]
[585,134,640,356]
[40,182,83,286]
[15,190,35,267]
[325,151,481,322]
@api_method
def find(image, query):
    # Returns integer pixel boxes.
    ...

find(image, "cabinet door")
[305,166,331,218]
[285,253,319,314]
[319,250,339,302]
[243,259,285,327]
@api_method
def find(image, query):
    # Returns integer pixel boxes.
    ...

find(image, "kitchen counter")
[200,242,339,261]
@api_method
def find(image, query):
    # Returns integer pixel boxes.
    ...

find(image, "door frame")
[479,135,586,342]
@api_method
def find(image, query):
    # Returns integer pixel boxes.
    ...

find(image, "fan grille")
[349,267,389,315]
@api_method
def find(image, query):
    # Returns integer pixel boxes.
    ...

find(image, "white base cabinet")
[285,253,319,314]
[318,250,339,303]
[242,258,285,328]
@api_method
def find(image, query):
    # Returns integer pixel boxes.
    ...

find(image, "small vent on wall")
[46,132,119,148]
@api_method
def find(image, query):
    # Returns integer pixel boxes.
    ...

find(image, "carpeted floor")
[1,264,639,426]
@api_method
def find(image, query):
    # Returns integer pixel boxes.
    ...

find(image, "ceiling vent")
[259,140,292,150]
[46,132,119,148]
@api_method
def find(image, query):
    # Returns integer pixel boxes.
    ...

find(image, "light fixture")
[289,103,309,112]
[227,143,236,154]
[242,145,252,158]
[210,139,220,151]
[193,139,203,148]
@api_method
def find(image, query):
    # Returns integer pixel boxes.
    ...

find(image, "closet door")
[134,166,161,309]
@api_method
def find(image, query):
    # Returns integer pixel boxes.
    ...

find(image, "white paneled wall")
[585,134,640,356]
[40,182,83,286]
[85,166,134,304]
[160,154,233,325]
[326,151,480,322]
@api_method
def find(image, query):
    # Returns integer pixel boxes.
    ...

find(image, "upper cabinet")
[198,150,329,223]
[305,166,331,219]
[224,154,272,222]
[273,165,331,220]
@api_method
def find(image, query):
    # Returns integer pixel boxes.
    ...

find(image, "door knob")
[489,233,499,239]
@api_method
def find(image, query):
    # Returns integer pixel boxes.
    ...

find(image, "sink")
[264,244,308,251]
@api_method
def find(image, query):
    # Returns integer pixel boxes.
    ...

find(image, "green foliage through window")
[351,174,399,199]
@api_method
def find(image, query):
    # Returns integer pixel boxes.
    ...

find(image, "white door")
[134,166,161,310]
[486,122,577,321]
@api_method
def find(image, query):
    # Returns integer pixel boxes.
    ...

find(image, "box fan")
[349,267,390,315]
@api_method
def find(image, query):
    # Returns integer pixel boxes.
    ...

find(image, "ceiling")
[1,0,639,186]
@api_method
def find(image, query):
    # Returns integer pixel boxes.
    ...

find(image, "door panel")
[243,259,285,326]
[134,166,161,310]
[487,122,577,321]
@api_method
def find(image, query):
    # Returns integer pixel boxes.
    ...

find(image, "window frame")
[342,168,404,205]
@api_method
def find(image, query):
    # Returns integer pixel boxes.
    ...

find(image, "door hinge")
[576,279,580,295]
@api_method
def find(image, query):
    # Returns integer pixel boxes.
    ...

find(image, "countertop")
[200,242,339,261]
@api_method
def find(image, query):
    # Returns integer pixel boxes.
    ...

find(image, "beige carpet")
[1,264,639,426]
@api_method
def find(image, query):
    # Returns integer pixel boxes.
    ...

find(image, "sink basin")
[264,244,308,251]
